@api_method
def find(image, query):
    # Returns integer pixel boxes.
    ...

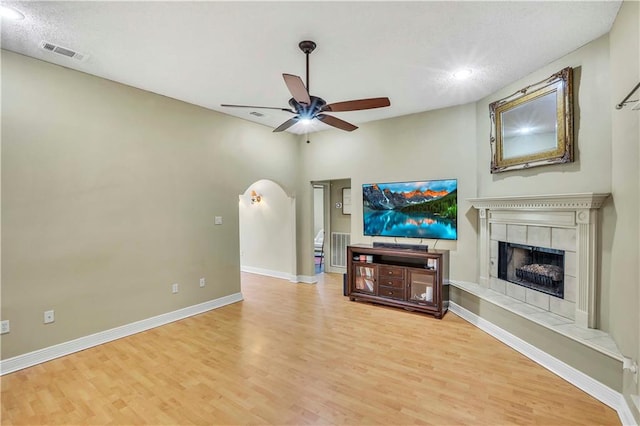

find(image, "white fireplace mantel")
[468,193,610,329]
[468,193,610,211]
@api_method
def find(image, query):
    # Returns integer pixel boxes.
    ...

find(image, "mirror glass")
[501,92,557,159]
[490,67,573,173]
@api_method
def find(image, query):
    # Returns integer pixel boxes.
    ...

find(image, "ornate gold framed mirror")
[490,67,573,173]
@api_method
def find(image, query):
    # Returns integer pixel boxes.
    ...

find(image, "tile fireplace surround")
[468,193,610,330]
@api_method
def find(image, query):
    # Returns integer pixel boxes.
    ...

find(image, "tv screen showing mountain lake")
[362,179,457,240]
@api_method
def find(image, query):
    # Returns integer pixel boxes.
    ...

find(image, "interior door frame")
[312,181,331,274]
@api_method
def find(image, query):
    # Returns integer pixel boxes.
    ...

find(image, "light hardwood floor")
[1,272,620,425]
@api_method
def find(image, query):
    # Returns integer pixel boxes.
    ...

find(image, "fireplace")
[497,242,565,298]
[469,193,610,328]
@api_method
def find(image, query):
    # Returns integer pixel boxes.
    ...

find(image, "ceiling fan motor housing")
[289,95,327,119]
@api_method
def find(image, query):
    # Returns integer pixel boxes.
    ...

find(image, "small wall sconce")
[250,190,262,204]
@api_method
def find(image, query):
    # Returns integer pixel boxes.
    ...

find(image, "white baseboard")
[296,274,318,284]
[449,302,637,426]
[0,292,244,376]
[619,395,640,426]
[240,265,317,284]
[240,265,300,282]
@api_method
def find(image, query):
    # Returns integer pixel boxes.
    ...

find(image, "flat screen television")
[363,179,457,240]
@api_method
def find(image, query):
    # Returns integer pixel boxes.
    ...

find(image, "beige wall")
[298,103,478,282]
[313,186,324,236]
[609,0,640,420]
[329,178,351,235]
[1,51,299,359]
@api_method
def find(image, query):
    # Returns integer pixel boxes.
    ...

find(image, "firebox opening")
[498,242,565,298]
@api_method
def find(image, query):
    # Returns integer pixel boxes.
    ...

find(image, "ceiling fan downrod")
[298,40,316,93]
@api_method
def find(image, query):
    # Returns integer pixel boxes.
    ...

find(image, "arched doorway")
[238,179,297,281]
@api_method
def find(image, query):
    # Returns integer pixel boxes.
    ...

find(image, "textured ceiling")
[0,1,622,134]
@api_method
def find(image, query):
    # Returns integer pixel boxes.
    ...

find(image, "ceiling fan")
[221,40,391,133]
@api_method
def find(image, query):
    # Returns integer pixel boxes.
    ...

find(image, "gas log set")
[498,242,565,298]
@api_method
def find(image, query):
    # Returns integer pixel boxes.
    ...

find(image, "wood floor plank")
[1,272,620,425]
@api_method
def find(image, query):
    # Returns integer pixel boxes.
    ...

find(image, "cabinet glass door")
[408,270,436,305]
[354,264,376,294]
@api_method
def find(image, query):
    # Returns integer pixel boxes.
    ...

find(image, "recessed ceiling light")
[0,5,25,20]
[453,68,473,80]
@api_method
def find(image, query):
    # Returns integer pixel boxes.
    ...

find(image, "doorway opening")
[311,179,351,276]
[239,179,296,281]
[313,184,326,274]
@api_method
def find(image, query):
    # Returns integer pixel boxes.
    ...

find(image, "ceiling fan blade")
[273,117,300,133]
[221,104,295,113]
[322,97,391,112]
[283,74,311,105]
[316,114,358,132]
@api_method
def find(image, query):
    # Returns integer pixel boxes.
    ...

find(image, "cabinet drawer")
[378,277,404,288]
[379,266,404,279]
[378,286,404,300]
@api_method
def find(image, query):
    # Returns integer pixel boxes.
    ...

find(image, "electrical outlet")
[172,283,179,294]
[1,320,10,334]
[199,277,206,288]
[214,216,223,225]
[44,310,55,324]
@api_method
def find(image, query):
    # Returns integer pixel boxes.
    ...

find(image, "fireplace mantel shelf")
[468,193,610,210]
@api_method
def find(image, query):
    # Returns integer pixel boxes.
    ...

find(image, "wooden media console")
[346,244,449,318]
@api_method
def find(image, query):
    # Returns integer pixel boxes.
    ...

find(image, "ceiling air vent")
[249,111,265,117]
[39,41,87,61]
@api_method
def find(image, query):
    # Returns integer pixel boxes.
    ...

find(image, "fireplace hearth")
[498,242,565,298]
